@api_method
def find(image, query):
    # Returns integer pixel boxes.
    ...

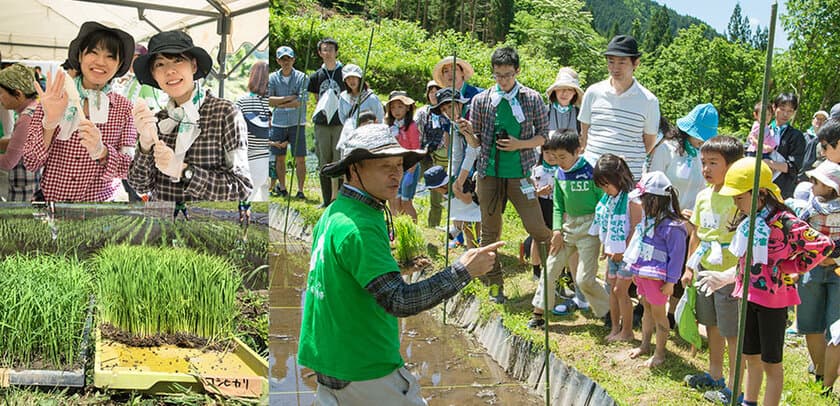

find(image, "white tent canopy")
[0,0,268,96]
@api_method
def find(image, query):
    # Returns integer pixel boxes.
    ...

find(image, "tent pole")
[226,34,269,77]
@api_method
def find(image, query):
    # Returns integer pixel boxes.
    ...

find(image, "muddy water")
[269,236,542,406]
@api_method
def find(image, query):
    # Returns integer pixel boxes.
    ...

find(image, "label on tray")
[200,375,263,398]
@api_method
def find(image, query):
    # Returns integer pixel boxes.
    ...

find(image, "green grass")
[0,255,92,369]
[393,215,426,263]
[284,176,839,405]
[190,201,269,213]
[0,386,264,405]
[93,245,241,340]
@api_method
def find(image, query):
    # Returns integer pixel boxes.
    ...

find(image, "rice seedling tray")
[2,296,94,388]
[93,329,268,398]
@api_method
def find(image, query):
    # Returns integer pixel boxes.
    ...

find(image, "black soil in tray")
[100,323,233,352]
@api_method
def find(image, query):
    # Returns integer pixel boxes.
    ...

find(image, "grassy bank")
[274,170,836,405]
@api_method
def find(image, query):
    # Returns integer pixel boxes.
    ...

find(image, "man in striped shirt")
[578,35,660,180]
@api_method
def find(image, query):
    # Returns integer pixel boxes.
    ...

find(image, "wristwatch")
[182,165,194,183]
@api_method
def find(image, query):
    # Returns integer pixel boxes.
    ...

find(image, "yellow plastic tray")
[93,328,268,398]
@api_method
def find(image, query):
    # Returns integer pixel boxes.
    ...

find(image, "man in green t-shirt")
[299,123,505,405]
[470,47,553,303]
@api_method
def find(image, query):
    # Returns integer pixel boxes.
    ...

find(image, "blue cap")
[276,46,295,59]
[677,103,719,142]
[424,166,449,189]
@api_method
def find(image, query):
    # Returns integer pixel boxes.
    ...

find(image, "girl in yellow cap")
[719,157,833,406]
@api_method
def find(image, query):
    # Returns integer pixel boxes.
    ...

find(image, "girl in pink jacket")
[720,158,833,406]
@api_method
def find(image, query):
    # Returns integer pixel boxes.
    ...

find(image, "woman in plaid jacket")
[128,30,252,201]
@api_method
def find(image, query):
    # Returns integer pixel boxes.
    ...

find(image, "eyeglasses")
[491,72,516,80]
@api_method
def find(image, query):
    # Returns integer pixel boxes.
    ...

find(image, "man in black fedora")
[578,34,661,181]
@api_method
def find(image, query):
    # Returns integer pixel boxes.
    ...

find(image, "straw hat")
[384,91,416,115]
[432,57,475,88]
[545,67,583,106]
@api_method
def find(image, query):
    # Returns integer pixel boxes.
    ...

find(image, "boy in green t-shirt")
[529,130,607,328]
[681,136,745,404]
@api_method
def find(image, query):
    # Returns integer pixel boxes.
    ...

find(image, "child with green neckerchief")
[544,66,582,135]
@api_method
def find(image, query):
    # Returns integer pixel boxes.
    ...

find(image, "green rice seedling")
[393,215,426,264]
[0,255,92,369]
[93,245,241,341]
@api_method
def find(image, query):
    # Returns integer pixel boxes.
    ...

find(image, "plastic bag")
[675,284,702,349]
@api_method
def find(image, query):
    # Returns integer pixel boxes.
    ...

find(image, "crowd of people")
[292,33,840,406]
[0,21,265,202]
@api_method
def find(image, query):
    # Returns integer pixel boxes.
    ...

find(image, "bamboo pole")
[729,3,777,405]
[443,53,457,325]
[282,20,315,245]
[538,241,550,405]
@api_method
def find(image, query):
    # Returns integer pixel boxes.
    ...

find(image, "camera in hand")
[496,129,509,140]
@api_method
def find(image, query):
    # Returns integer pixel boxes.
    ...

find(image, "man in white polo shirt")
[578,35,660,180]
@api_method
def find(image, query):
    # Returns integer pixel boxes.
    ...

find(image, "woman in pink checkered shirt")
[23,22,137,201]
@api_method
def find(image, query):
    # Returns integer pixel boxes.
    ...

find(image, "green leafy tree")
[777,0,840,129]
[584,0,717,40]
[630,18,643,43]
[637,24,764,135]
[508,0,607,86]
[752,25,768,51]
[643,5,672,56]
[607,21,620,39]
[727,3,752,43]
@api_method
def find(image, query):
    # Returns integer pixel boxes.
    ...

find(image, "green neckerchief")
[541,160,558,172]
[55,76,112,141]
[770,119,788,133]
[76,75,112,113]
[590,191,630,254]
[683,139,698,158]
[552,102,571,114]
[729,206,772,265]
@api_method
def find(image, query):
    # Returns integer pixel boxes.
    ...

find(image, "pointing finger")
[479,241,505,253]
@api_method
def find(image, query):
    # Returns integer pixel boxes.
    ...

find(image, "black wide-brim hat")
[322,124,427,178]
[68,22,135,79]
[133,30,213,89]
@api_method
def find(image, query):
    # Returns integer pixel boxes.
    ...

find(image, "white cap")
[342,64,363,79]
[629,171,673,199]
